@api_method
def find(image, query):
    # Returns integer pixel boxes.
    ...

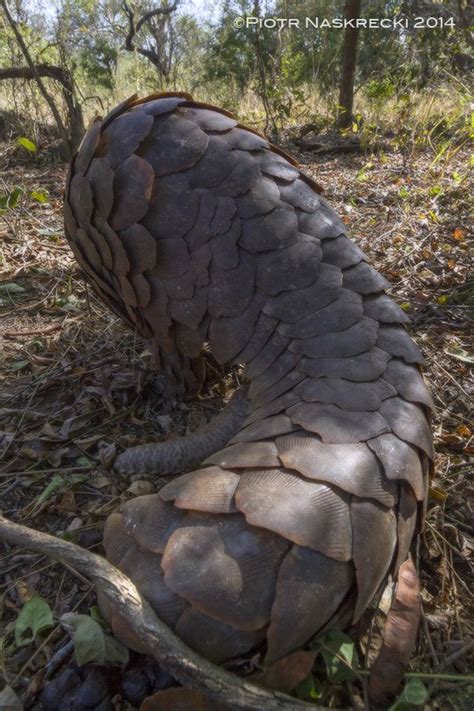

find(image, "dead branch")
[122,1,177,72]
[0,0,72,157]
[0,64,73,91]
[0,515,321,711]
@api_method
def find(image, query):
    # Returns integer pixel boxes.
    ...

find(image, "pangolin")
[64,92,434,665]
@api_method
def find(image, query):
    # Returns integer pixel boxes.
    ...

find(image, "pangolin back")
[64,93,434,664]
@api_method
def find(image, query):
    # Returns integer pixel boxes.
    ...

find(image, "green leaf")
[104,634,130,665]
[0,685,23,711]
[11,359,30,372]
[61,613,129,667]
[389,678,428,710]
[15,594,53,647]
[90,605,105,625]
[31,190,49,204]
[16,136,37,153]
[36,475,66,505]
[294,673,323,700]
[37,228,60,239]
[0,187,24,212]
[317,629,359,682]
[0,282,26,296]
[61,613,105,666]
[445,347,474,364]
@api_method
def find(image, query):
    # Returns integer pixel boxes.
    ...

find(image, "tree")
[121,0,178,83]
[0,0,85,157]
[337,0,362,129]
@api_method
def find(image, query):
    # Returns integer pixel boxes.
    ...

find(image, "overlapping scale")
[278,289,363,338]
[103,512,134,565]
[262,263,342,322]
[110,154,154,231]
[142,173,200,240]
[208,251,255,318]
[243,390,300,426]
[98,110,153,168]
[118,546,187,627]
[229,414,295,444]
[290,317,379,358]
[235,469,352,560]
[235,176,280,220]
[204,441,280,469]
[298,198,347,239]
[159,466,239,513]
[137,114,209,176]
[74,119,101,174]
[118,224,156,272]
[384,358,434,410]
[215,150,261,197]
[208,292,267,363]
[266,546,354,662]
[377,325,425,364]
[87,157,114,228]
[179,105,237,132]
[342,262,390,294]
[379,397,434,460]
[259,152,300,182]
[394,484,418,572]
[223,126,269,151]
[279,178,321,212]
[245,332,290,380]
[287,402,390,442]
[367,434,425,500]
[239,207,298,252]
[175,608,266,663]
[276,433,396,506]
[188,135,238,188]
[162,513,288,630]
[351,499,397,621]
[294,376,396,411]
[234,311,277,364]
[363,293,410,324]
[298,347,390,381]
[257,235,322,296]
[250,367,305,409]
[120,494,185,553]
[321,235,366,269]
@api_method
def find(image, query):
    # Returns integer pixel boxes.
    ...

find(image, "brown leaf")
[368,558,421,704]
[139,687,232,711]
[251,650,317,692]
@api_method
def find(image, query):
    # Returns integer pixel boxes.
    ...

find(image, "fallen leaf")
[368,558,421,704]
[139,688,231,711]
[251,650,317,692]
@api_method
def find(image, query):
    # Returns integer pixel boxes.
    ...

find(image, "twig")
[0,515,320,711]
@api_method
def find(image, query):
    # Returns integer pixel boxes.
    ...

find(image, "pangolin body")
[64,93,434,664]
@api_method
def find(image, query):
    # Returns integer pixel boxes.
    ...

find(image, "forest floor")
[0,139,472,710]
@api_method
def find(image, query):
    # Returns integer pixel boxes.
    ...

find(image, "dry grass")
[0,131,472,709]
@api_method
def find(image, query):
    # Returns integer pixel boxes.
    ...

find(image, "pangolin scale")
[64,92,433,665]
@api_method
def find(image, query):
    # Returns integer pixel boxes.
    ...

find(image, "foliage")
[15,595,54,647]
[60,612,129,666]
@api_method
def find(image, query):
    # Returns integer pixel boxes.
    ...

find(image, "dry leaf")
[251,650,317,692]
[140,688,231,711]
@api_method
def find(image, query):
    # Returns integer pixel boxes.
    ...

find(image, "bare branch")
[121,1,177,74]
[0,515,321,711]
[0,64,73,92]
[0,0,72,157]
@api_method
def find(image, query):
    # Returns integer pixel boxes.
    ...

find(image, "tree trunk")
[0,64,85,154]
[337,0,362,130]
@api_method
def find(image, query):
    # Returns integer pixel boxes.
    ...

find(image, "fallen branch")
[0,515,320,711]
